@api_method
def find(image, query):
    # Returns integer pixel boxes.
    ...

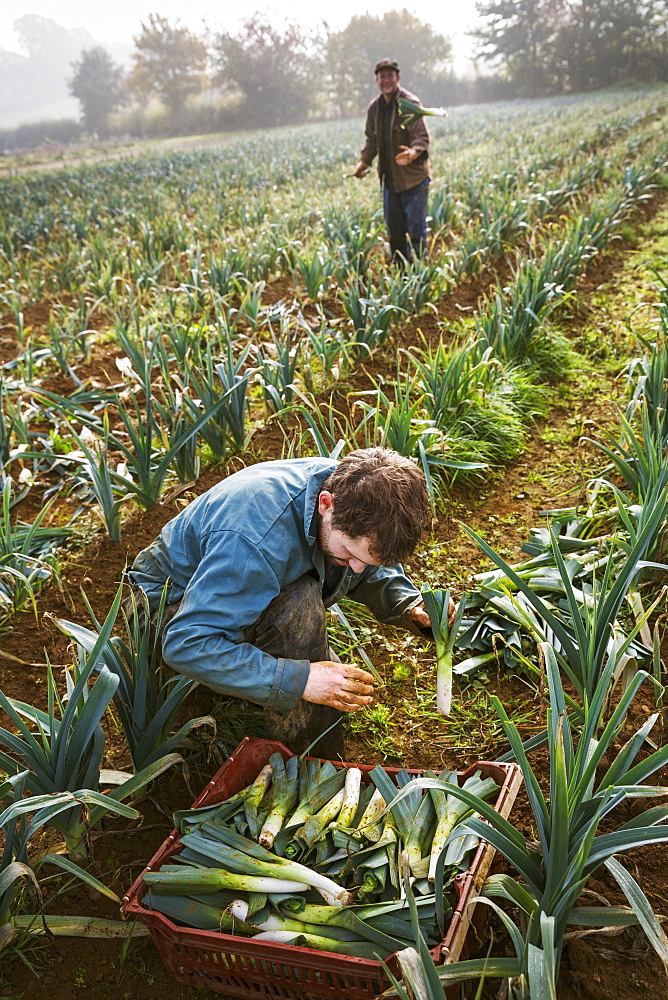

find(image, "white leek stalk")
[180,830,352,906]
[356,788,386,841]
[403,792,435,877]
[428,772,498,880]
[244,764,272,839]
[251,929,391,958]
[422,588,467,717]
[259,755,299,849]
[330,768,361,830]
[296,788,345,848]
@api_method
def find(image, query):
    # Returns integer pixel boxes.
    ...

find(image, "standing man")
[126,448,434,759]
[353,58,430,263]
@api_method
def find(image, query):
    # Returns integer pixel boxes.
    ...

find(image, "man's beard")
[318,519,345,566]
[318,521,336,565]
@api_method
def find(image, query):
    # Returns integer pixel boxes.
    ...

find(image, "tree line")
[475,0,668,98]
[68,11,458,137]
[33,3,668,141]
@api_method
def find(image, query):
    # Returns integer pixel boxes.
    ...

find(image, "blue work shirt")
[127,457,422,713]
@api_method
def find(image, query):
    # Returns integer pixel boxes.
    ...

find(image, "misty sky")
[0,1,482,67]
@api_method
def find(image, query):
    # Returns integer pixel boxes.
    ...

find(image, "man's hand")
[352,160,369,178]
[410,598,457,629]
[302,661,374,712]
[395,145,418,166]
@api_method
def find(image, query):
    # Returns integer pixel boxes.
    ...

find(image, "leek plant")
[460,476,668,710]
[209,245,246,296]
[259,754,299,848]
[590,405,668,509]
[230,897,411,956]
[0,376,31,467]
[381,644,668,998]
[162,316,199,366]
[152,344,205,482]
[172,825,353,905]
[35,358,228,507]
[428,185,457,230]
[353,377,488,494]
[421,589,467,716]
[257,324,304,415]
[62,415,128,542]
[411,341,532,463]
[106,369,228,506]
[213,340,254,452]
[289,403,356,460]
[396,98,448,126]
[0,600,181,855]
[183,339,252,459]
[230,280,266,333]
[339,281,402,356]
[427,770,497,878]
[324,214,383,281]
[303,324,352,390]
[380,258,439,316]
[52,583,215,771]
[291,247,334,302]
[0,771,141,950]
[626,333,668,444]
[474,247,576,378]
[0,480,70,615]
[244,763,274,838]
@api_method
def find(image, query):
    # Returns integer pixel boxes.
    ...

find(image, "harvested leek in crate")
[123,738,522,1000]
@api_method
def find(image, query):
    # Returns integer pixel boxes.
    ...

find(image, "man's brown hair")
[321,448,429,564]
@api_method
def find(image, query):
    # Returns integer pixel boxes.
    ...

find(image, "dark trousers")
[124,575,344,761]
[383,177,430,261]
[245,575,344,760]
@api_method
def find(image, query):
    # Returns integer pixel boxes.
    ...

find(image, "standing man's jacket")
[360,86,430,193]
[128,458,422,715]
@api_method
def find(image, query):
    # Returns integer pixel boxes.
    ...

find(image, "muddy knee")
[246,574,327,661]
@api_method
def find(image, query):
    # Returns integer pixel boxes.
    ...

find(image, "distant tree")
[472,0,563,97]
[127,14,207,112]
[324,11,453,115]
[553,0,665,90]
[68,47,125,136]
[474,0,668,95]
[0,15,97,125]
[212,16,316,126]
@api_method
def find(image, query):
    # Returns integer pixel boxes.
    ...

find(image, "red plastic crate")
[123,738,522,999]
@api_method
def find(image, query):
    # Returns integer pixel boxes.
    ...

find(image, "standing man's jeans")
[383,177,430,262]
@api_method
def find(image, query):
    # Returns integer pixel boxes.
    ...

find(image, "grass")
[343,704,399,760]
[331,590,542,762]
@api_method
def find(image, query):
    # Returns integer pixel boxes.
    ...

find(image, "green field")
[1,88,668,999]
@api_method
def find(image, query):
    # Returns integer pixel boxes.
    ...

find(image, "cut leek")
[422,588,467,717]
[397,97,448,127]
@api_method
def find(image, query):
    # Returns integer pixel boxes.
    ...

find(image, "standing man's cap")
[374,58,400,74]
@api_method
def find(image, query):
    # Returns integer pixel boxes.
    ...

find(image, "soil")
[1,182,667,1000]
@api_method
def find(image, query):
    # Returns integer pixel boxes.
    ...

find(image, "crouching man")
[126,448,432,758]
